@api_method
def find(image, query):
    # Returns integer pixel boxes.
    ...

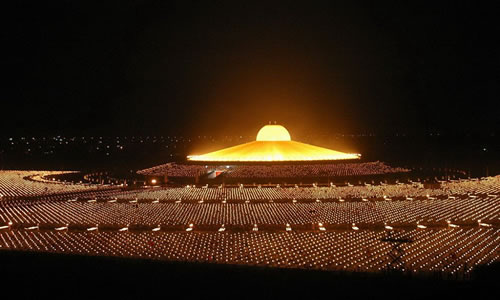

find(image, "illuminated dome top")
[256,125,291,141]
[187,123,361,162]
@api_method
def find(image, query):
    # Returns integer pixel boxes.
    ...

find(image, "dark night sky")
[2,1,498,137]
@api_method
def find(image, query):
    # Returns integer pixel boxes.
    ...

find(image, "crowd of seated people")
[441,176,500,195]
[2,170,498,205]
[225,161,410,178]
[107,175,500,201]
[0,228,497,278]
[137,163,208,177]
[0,171,113,200]
[136,161,409,179]
[1,172,499,277]
[1,191,497,227]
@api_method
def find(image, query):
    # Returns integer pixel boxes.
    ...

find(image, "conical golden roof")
[187,125,360,162]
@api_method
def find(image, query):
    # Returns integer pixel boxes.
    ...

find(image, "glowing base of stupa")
[188,124,360,162]
[188,140,360,162]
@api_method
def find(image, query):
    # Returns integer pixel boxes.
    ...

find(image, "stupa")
[187,124,360,162]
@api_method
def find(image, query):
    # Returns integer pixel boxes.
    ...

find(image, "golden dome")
[256,125,291,141]
[187,123,361,162]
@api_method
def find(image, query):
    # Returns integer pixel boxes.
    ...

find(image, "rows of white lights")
[0,228,497,278]
[114,178,500,201]
[1,171,499,278]
[137,161,410,177]
[2,171,499,202]
[1,195,497,227]
[0,171,117,199]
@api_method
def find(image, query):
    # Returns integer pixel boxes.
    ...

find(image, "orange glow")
[256,125,291,141]
[188,124,360,162]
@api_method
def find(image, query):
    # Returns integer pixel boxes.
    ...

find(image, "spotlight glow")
[188,125,360,162]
